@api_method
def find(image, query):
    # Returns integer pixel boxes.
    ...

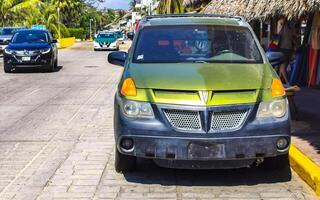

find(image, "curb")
[289,144,320,195]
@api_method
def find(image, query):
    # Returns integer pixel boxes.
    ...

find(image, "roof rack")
[143,14,244,22]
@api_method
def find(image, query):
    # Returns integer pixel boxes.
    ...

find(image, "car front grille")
[211,110,248,132]
[163,108,249,132]
[163,109,202,131]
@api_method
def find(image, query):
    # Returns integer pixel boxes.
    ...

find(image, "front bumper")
[94,42,118,50]
[114,96,291,168]
[3,53,52,68]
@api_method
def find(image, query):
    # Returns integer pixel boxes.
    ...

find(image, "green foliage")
[157,0,185,14]
[0,0,125,39]
[68,28,85,40]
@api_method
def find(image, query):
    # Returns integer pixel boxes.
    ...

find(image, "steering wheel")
[215,49,233,56]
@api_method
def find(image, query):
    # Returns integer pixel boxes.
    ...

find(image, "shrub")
[68,28,85,40]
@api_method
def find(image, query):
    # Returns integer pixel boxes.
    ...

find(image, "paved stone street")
[0,44,318,200]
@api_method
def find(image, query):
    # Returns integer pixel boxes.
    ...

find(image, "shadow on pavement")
[124,159,292,186]
[292,87,320,153]
[10,65,63,73]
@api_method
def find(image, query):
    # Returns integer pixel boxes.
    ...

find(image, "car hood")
[95,38,116,43]
[129,63,273,91]
[8,43,50,50]
[0,35,12,40]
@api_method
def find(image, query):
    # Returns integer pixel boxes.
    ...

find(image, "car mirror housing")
[4,40,11,45]
[108,51,127,67]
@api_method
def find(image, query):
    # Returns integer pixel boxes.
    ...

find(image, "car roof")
[140,14,248,27]
[16,29,49,34]
[1,27,24,29]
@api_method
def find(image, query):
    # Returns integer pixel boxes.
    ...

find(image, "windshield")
[11,32,48,43]
[133,25,263,64]
[98,33,115,39]
[0,28,19,35]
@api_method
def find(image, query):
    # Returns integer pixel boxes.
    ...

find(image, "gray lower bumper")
[117,135,290,161]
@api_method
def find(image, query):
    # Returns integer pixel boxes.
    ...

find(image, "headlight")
[4,48,13,55]
[257,99,288,118]
[121,100,154,118]
[41,48,51,54]
[93,41,99,46]
[110,41,117,46]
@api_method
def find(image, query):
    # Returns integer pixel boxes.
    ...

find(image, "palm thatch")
[185,0,320,20]
[183,0,206,6]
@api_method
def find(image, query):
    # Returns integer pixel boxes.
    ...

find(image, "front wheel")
[4,64,12,73]
[47,60,55,72]
[115,149,136,173]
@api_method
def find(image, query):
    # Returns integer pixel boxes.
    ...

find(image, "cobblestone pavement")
[0,45,318,200]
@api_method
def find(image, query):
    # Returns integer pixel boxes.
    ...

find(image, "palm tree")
[0,0,41,26]
[157,0,185,14]
[129,0,137,12]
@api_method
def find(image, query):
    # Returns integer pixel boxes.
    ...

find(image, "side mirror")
[266,51,284,68]
[52,39,58,43]
[4,40,11,45]
[108,51,127,67]
[127,32,134,40]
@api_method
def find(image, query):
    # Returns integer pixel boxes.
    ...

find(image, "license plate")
[22,57,31,61]
[188,142,226,159]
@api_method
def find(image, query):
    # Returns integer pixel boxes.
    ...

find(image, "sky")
[98,0,131,10]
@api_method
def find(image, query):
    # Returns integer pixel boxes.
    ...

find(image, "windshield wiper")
[193,60,208,63]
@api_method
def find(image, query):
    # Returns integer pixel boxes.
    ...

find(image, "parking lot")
[0,44,317,199]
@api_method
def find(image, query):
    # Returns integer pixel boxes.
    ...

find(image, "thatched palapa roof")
[184,0,320,20]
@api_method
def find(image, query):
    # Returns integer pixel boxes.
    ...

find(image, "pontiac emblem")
[199,91,209,104]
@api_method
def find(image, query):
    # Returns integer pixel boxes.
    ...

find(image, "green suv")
[108,14,290,173]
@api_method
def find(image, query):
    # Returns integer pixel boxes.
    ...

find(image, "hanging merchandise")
[293,15,313,86]
[308,12,320,86]
[316,51,320,85]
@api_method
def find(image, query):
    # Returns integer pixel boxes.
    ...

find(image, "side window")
[47,33,53,43]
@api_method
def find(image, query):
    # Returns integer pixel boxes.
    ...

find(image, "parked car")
[3,29,58,73]
[93,32,119,51]
[108,14,290,173]
[0,27,24,54]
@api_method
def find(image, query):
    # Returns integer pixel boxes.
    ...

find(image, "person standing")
[276,17,296,84]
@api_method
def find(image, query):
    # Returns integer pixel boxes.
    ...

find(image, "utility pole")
[57,6,61,39]
[89,18,93,40]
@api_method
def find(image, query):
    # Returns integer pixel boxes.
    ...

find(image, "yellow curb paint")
[58,37,76,49]
[289,144,320,195]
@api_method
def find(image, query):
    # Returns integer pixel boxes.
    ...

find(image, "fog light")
[120,138,134,151]
[277,138,289,151]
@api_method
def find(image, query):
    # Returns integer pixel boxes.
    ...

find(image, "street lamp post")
[89,18,93,40]
[57,7,61,39]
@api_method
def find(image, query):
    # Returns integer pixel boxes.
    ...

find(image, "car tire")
[115,148,136,173]
[47,61,55,73]
[4,64,12,73]
[263,154,290,170]
[54,59,58,68]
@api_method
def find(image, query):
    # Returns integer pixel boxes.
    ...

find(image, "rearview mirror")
[52,39,58,43]
[108,51,127,67]
[4,40,11,45]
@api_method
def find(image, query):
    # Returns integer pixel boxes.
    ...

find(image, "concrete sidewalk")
[291,87,320,195]
[292,87,320,165]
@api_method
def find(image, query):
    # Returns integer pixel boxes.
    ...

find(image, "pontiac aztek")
[108,14,290,172]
